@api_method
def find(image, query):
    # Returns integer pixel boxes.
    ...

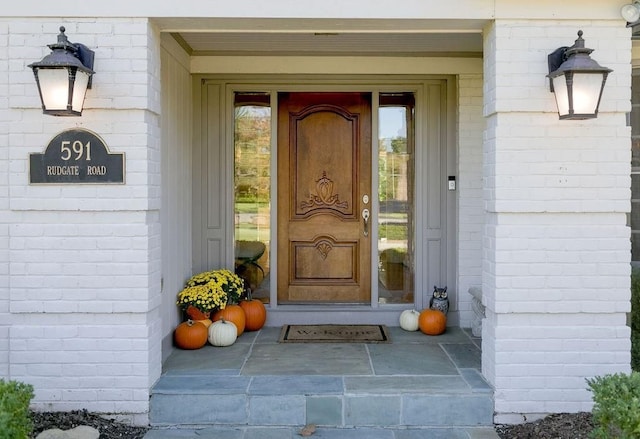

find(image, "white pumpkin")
[399,309,420,331]
[208,319,238,347]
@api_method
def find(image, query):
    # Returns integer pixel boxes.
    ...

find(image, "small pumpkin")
[185,305,210,321]
[195,318,213,329]
[212,304,246,336]
[208,318,238,347]
[418,309,447,335]
[174,319,208,350]
[399,309,420,332]
[239,290,267,331]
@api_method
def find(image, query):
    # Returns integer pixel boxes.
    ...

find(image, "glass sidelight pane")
[378,93,415,304]
[234,93,271,303]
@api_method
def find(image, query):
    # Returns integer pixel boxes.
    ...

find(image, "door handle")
[362,208,370,237]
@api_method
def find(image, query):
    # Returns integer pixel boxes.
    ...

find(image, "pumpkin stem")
[186,319,195,326]
[246,287,253,302]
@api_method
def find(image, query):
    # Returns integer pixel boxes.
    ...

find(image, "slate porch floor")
[146,326,497,439]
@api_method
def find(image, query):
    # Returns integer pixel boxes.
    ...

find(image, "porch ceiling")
[172,31,483,57]
[154,17,485,57]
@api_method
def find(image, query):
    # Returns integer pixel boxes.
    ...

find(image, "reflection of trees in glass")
[234,103,272,279]
[378,96,414,304]
[379,155,389,202]
[379,136,409,243]
[234,106,271,205]
[390,137,406,153]
[234,104,271,241]
[379,136,408,202]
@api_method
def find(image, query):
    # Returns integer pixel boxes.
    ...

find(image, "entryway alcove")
[189,77,457,328]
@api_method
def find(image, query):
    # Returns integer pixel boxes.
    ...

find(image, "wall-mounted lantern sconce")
[28,26,95,116]
[547,30,612,120]
[621,2,640,39]
[622,2,640,24]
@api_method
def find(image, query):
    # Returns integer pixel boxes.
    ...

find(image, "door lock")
[362,208,370,237]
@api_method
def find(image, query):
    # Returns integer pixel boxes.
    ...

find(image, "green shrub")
[0,379,34,439]
[587,372,640,438]
[632,267,640,371]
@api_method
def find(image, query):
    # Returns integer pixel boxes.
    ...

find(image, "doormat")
[279,324,391,343]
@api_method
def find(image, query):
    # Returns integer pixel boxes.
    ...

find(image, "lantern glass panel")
[71,70,90,113]
[37,68,70,110]
[551,75,570,116]
[572,73,604,115]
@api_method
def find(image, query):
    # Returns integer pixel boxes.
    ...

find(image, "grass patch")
[379,223,407,241]
[632,267,640,372]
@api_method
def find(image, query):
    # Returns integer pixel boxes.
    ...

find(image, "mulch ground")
[31,409,595,439]
[495,412,595,439]
[31,410,148,439]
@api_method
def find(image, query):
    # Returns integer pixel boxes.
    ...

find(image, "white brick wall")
[457,73,484,328]
[10,314,153,413]
[0,21,10,378]
[1,18,162,419]
[8,214,155,314]
[482,20,632,422]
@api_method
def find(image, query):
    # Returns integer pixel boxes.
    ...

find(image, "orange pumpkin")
[240,296,267,331]
[174,319,208,349]
[418,309,447,335]
[212,304,246,336]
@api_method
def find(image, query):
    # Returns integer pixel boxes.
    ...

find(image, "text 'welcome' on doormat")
[279,324,391,343]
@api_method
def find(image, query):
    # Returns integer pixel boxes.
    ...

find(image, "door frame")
[193,75,458,326]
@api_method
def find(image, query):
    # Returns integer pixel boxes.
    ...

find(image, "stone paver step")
[150,373,493,428]
[144,426,501,439]
[149,327,494,431]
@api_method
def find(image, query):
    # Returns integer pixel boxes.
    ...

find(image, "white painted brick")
[483,20,632,421]
[35,389,62,402]
[457,73,484,328]
[0,17,162,416]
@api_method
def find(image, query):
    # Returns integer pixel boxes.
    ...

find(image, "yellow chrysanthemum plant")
[176,269,245,320]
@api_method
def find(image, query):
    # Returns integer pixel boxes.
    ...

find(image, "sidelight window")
[233,93,271,303]
[378,93,415,304]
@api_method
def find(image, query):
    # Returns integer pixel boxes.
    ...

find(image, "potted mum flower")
[176,269,245,320]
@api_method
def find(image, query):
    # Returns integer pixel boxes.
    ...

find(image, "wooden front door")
[277,92,372,303]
